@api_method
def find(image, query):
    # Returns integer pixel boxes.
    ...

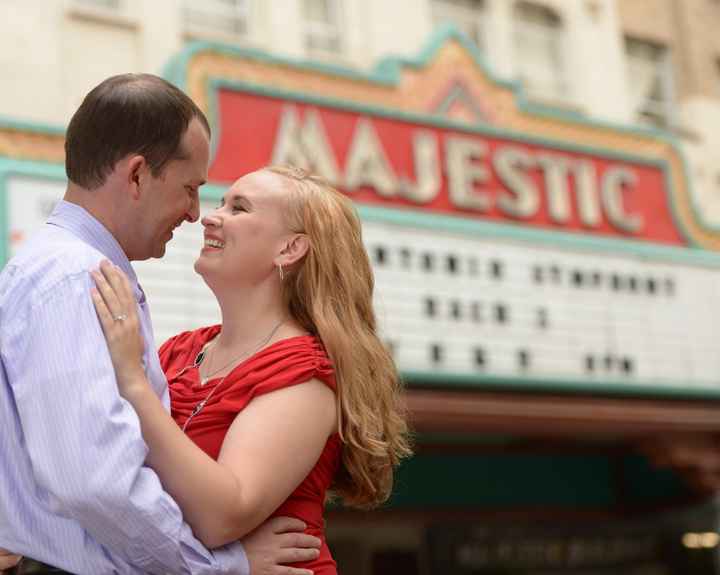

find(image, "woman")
[89,165,411,574]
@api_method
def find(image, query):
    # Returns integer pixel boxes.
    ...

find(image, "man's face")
[135,117,209,260]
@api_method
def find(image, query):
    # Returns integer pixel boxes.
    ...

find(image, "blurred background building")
[3,1,720,573]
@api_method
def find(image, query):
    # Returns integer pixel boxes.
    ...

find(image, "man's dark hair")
[65,73,211,189]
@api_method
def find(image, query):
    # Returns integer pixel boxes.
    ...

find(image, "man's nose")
[186,191,200,223]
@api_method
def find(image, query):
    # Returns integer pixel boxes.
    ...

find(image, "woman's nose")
[201,213,223,228]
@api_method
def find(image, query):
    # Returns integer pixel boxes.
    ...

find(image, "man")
[0,74,320,574]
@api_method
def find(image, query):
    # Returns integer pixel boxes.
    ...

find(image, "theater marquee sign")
[209,93,676,243]
[3,27,720,399]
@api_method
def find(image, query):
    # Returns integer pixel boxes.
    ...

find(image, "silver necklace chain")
[181,318,286,432]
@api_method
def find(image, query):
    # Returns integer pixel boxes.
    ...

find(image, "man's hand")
[0,548,21,573]
[243,516,321,575]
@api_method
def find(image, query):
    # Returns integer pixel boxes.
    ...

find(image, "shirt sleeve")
[3,271,249,575]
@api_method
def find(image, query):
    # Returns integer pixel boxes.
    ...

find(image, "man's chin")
[143,244,167,260]
[132,240,168,261]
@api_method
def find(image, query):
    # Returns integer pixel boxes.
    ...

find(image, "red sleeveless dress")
[159,326,341,575]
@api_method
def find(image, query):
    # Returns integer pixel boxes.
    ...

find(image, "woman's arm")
[121,379,335,548]
[91,261,336,548]
[0,549,22,572]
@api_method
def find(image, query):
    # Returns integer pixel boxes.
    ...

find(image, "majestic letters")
[269,104,646,235]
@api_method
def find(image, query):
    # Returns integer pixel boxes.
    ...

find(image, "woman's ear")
[276,234,310,267]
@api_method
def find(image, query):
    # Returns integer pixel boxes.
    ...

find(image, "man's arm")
[4,273,245,574]
[0,521,320,575]
[242,518,322,575]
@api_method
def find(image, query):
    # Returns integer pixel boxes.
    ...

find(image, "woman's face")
[194,170,292,286]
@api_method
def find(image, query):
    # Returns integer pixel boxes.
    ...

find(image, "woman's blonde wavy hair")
[265,164,412,508]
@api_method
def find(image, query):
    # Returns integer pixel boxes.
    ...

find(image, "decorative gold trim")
[0,129,64,164]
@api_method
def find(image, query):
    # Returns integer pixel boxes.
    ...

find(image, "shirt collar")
[47,200,145,302]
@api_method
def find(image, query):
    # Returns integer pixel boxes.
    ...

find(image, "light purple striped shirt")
[0,200,248,574]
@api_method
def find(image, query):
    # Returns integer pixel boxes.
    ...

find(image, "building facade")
[3,1,720,574]
[2,0,720,230]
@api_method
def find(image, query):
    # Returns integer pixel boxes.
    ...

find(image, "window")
[183,0,249,39]
[625,37,675,128]
[431,0,486,50]
[74,0,120,7]
[302,0,342,54]
[513,2,566,101]
[66,0,134,27]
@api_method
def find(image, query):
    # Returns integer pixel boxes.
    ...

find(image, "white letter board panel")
[132,205,220,344]
[7,176,65,258]
[364,219,720,391]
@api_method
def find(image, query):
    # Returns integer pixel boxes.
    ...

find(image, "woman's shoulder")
[241,335,336,397]
[259,334,332,370]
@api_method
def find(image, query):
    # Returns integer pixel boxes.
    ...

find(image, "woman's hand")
[91,260,147,398]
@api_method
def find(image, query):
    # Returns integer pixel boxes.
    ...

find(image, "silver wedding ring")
[114,314,128,322]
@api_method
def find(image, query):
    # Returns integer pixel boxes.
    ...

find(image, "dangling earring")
[277,263,285,282]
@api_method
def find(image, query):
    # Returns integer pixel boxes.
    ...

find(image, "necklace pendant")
[200,377,208,386]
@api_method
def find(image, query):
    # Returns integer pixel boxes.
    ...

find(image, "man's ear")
[126,155,147,200]
[275,234,310,267]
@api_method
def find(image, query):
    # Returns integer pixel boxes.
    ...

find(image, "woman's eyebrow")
[220,194,251,206]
